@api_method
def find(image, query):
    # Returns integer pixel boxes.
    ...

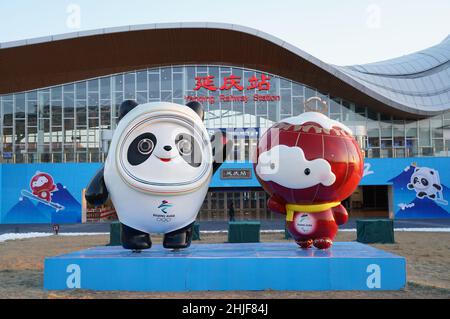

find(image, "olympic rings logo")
[156,217,172,223]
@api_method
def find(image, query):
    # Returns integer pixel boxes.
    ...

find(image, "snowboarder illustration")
[20,172,65,211]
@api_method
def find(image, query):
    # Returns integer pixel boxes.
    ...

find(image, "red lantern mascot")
[254,112,363,249]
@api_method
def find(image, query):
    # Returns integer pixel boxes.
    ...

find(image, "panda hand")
[85,167,109,206]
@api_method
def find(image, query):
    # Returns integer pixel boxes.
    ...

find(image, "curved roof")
[0,22,449,119]
[337,36,450,116]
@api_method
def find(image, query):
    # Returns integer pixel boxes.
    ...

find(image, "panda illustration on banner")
[85,101,231,251]
[407,166,447,205]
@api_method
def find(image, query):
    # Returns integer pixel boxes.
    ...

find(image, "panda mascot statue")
[85,100,230,251]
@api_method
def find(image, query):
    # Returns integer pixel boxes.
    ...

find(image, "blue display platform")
[44,242,406,291]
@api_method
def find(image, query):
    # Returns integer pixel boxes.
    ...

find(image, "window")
[100,77,111,99]
[124,73,136,100]
[75,82,86,100]
[161,68,172,91]
[136,71,147,91]
[148,73,160,99]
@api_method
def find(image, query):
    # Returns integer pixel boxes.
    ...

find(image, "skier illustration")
[20,172,65,211]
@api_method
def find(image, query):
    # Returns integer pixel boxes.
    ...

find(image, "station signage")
[207,128,260,139]
[221,168,253,180]
[184,74,280,105]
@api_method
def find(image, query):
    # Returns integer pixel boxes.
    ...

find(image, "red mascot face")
[254,112,363,204]
[30,172,56,193]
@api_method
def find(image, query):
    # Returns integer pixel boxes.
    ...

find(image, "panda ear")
[186,102,204,121]
[118,100,139,122]
[415,168,420,172]
[430,170,434,175]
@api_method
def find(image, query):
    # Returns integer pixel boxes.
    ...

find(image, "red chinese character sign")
[247,74,271,91]
[186,74,279,105]
[194,76,217,91]
[254,111,364,250]
[220,75,243,91]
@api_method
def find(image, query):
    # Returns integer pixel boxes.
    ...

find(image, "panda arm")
[85,167,109,206]
[211,131,233,174]
[433,184,442,191]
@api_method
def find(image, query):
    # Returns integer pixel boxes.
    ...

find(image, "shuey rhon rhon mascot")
[85,100,231,251]
[254,111,364,249]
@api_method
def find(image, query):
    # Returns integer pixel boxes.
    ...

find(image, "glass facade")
[1,64,450,164]
[198,191,277,221]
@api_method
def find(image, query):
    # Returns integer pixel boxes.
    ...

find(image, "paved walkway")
[0,218,450,235]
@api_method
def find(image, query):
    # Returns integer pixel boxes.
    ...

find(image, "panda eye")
[421,178,429,186]
[414,177,419,184]
[127,133,157,166]
[177,139,192,156]
[304,168,311,175]
[137,138,154,155]
[175,133,201,168]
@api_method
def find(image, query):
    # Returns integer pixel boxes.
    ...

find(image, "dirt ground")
[0,231,449,299]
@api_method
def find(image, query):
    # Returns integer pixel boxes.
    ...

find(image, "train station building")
[0,23,449,223]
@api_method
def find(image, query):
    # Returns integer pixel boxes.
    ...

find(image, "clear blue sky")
[1,0,449,65]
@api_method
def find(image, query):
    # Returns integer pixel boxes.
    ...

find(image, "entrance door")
[198,190,278,221]
[351,185,389,218]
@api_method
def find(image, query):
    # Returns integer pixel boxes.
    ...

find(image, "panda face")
[412,174,430,190]
[117,116,210,190]
[127,131,202,167]
[410,169,436,191]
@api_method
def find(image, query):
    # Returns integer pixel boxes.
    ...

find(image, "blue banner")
[0,163,101,224]
[361,158,450,219]
[1,157,450,223]
[211,158,450,219]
